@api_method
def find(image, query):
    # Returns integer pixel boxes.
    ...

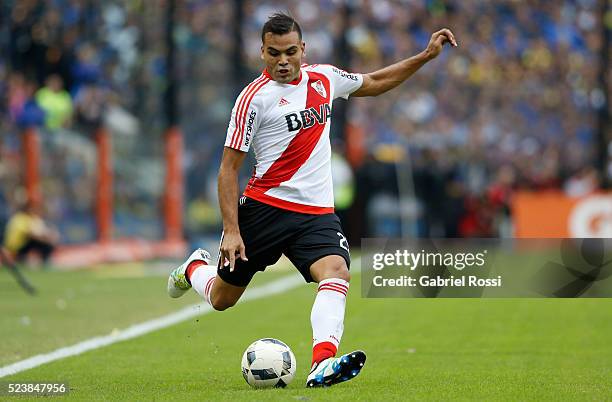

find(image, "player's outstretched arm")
[218,147,249,271]
[352,28,457,97]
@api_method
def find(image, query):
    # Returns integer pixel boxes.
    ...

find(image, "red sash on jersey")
[244,72,334,215]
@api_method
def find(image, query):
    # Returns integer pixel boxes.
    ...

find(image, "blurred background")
[0,0,610,267]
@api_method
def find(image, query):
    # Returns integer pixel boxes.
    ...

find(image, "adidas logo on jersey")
[284,103,332,132]
[311,80,327,98]
[278,97,290,107]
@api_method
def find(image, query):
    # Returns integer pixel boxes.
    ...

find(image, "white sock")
[311,278,349,351]
[190,266,217,306]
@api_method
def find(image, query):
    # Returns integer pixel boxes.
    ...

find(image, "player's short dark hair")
[261,13,302,43]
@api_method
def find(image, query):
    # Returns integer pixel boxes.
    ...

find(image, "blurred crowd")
[0,0,167,242]
[0,0,609,243]
[344,0,609,237]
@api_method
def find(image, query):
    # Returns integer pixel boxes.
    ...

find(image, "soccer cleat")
[167,248,211,298]
[306,350,366,388]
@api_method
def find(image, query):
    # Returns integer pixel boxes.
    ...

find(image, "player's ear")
[260,45,264,60]
[301,41,306,57]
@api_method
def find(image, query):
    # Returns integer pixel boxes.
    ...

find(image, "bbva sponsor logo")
[284,103,332,132]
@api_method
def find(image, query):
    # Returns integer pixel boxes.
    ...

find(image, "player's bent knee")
[319,259,351,282]
[210,295,237,311]
[335,265,350,282]
[211,299,235,311]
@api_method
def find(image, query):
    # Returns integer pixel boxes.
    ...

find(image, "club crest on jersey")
[284,103,332,132]
[311,80,327,98]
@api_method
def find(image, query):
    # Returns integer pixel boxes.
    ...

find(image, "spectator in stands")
[7,72,29,122]
[3,200,59,267]
[35,74,73,129]
[73,81,107,132]
[15,78,46,128]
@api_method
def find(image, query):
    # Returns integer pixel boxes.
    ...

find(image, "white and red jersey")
[224,64,363,214]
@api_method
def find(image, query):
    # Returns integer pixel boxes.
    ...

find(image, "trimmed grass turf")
[1,265,612,400]
[0,262,291,367]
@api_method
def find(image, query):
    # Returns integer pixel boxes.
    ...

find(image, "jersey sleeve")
[315,65,363,100]
[224,90,262,152]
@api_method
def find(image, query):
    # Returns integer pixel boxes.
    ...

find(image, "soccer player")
[168,13,456,387]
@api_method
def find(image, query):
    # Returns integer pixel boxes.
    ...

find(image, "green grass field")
[1,260,612,401]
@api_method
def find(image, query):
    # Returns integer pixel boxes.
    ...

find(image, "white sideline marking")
[0,274,305,378]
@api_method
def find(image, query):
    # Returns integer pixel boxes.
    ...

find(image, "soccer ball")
[241,338,297,388]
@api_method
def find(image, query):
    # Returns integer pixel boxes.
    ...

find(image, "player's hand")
[220,230,248,272]
[424,28,457,60]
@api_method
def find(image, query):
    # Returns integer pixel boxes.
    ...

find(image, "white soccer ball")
[241,338,297,388]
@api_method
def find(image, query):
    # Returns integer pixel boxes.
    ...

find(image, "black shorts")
[216,197,350,287]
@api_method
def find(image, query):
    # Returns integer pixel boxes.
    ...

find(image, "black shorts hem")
[216,261,258,288]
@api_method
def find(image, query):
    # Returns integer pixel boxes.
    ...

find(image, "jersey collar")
[263,68,302,85]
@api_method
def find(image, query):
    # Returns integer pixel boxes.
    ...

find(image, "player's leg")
[167,248,247,310]
[306,255,365,387]
[208,197,295,308]
[309,255,350,363]
[284,213,366,387]
[168,197,289,310]
[192,270,246,311]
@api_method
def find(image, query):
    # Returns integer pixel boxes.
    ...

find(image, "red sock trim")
[312,341,337,366]
[204,276,215,303]
[186,260,207,282]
